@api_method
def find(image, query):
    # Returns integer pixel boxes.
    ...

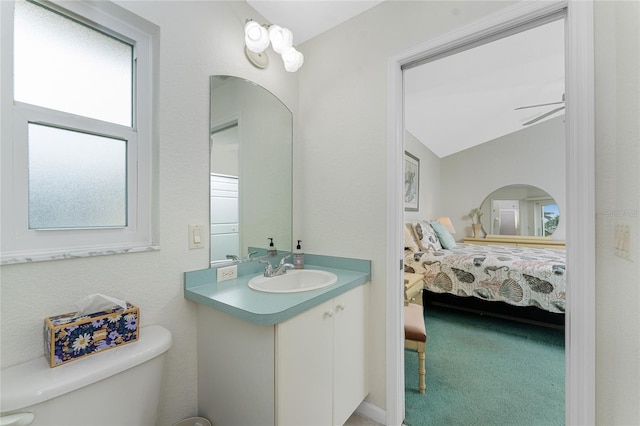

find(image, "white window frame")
[1,0,159,264]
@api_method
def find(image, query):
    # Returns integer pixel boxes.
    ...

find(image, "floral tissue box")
[44,303,139,367]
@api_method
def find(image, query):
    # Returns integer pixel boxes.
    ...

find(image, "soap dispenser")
[293,240,304,269]
[267,238,277,256]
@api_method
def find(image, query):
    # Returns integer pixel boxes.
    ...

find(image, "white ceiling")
[247,0,384,45]
[404,19,565,158]
[246,2,565,158]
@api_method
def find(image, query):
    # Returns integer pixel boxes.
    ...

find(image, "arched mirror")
[209,76,292,265]
[480,184,559,237]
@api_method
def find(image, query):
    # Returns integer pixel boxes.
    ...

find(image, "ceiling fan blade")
[515,100,564,110]
[522,106,565,126]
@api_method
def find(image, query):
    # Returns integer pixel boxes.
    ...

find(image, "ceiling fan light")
[268,25,293,55]
[245,20,269,53]
[281,47,304,72]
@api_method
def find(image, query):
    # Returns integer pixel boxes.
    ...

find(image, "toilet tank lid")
[0,325,172,413]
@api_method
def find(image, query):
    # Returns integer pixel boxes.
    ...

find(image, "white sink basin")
[248,269,338,293]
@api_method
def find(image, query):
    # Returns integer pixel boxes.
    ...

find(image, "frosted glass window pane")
[14,0,133,126]
[28,123,127,229]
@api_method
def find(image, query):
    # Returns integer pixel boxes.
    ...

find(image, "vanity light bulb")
[281,47,304,72]
[244,21,269,53]
[268,25,293,54]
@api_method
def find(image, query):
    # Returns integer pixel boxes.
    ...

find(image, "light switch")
[189,225,204,249]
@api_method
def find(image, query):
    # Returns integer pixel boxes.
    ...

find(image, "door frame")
[385,1,595,424]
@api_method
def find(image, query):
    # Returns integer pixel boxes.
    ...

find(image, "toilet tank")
[1,325,172,426]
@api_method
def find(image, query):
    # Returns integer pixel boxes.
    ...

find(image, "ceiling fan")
[516,93,565,126]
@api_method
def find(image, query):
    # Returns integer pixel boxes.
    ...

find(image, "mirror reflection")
[210,76,293,265]
[480,184,559,237]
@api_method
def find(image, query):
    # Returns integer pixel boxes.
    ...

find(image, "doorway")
[402,15,565,423]
[385,2,595,425]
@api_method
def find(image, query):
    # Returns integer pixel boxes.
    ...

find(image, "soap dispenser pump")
[293,240,304,269]
[267,238,277,256]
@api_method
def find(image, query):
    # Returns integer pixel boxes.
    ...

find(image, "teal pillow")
[429,221,457,249]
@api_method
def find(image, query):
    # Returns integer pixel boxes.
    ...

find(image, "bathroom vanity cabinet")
[277,284,367,425]
[196,283,368,426]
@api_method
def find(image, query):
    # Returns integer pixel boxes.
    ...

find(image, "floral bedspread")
[404,243,566,313]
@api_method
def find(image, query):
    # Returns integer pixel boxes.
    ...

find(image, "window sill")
[1,244,160,265]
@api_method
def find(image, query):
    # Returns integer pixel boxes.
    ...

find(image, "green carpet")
[404,305,565,426]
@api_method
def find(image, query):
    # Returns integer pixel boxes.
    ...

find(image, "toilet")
[0,325,172,426]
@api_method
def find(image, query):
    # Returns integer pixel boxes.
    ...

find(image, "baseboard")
[355,400,387,425]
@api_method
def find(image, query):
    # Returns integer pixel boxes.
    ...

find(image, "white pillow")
[404,224,419,251]
[410,221,442,252]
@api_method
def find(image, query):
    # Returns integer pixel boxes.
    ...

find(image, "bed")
[404,221,566,315]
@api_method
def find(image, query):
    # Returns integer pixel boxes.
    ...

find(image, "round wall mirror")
[480,184,559,237]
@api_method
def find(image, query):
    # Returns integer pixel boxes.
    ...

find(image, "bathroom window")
[27,123,128,229]
[1,0,159,263]
[14,0,134,126]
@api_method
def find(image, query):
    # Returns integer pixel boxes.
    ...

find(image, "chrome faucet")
[260,255,294,277]
[226,251,259,263]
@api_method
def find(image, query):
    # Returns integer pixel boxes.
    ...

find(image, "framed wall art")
[404,151,419,211]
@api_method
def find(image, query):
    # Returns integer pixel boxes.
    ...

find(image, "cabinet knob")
[336,303,345,311]
[324,309,334,318]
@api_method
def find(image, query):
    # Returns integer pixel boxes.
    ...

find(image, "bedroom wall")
[439,115,566,240]
[404,130,441,222]
[594,1,640,424]
[0,2,298,425]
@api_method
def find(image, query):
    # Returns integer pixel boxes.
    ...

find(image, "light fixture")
[437,217,456,234]
[268,25,293,54]
[281,47,304,72]
[244,20,269,53]
[244,19,304,72]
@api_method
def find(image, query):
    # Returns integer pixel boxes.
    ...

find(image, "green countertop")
[184,254,371,325]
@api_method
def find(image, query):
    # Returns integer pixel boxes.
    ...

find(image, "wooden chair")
[404,297,427,394]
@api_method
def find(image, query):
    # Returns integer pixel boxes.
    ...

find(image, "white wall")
[440,115,566,239]
[0,2,298,425]
[210,126,239,177]
[594,1,640,424]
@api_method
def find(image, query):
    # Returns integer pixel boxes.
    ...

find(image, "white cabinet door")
[276,285,368,426]
[333,284,367,425]
[276,299,333,426]
[197,306,276,426]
